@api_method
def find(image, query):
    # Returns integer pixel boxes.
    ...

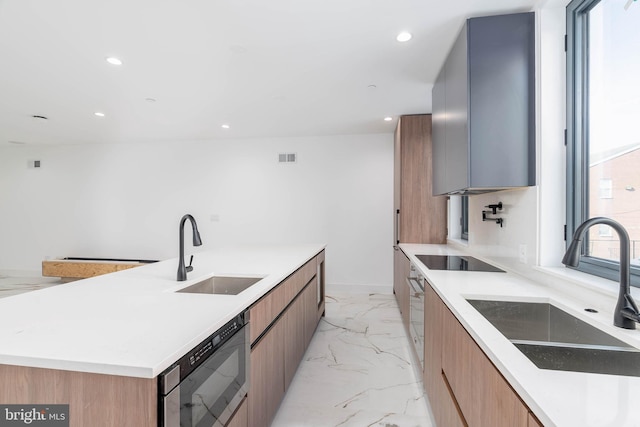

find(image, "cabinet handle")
[395,209,400,244]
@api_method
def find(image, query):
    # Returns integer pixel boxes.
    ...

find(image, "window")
[461,196,469,241]
[598,179,612,199]
[598,224,613,237]
[567,0,640,285]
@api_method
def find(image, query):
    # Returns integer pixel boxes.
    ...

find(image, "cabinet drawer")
[442,308,528,426]
[249,283,286,344]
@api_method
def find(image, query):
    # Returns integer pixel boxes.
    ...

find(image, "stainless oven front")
[159,311,249,427]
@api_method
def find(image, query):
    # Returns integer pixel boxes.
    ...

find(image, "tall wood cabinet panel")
[394,114,447,244]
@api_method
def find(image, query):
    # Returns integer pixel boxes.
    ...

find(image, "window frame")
[461,196,469,241]
[566,0,640,286]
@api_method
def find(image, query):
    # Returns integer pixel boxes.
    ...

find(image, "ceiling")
[0,0,541,146]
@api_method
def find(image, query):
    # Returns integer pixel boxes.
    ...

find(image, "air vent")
[278,153,297,163]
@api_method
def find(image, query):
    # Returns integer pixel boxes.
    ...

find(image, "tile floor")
[0,275,62,299]
[272,292,434,427]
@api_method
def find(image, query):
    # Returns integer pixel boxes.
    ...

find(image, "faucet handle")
[186,255,194,273]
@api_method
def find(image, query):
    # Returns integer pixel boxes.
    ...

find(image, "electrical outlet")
[519,244,527,264]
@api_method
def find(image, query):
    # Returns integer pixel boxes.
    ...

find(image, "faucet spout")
[562,217,638,329]
[177,214,202,281]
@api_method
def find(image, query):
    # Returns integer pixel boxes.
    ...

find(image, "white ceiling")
[0,0,540,146]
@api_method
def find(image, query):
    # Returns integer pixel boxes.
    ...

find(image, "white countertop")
[0,244,325,379]
[400,243,640,427]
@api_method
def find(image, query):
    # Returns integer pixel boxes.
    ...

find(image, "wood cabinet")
[442,304,528,426]
[247,252,324,427]
[432,12,535,195]
[249,316,285,427]
[424,285,466,427]
[226,397,248,427]
[393,248,411,329]
[424,281,542,427]
[0,364,157,427]
[394,114,447,244]
[283,290,306,389]
[315,249,326,322]
[249,281,287,343]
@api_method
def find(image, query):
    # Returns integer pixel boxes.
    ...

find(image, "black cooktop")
[416,255,505,273]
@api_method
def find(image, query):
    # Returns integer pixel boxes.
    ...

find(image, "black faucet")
[177,214,202,281]
[562,217,640,329]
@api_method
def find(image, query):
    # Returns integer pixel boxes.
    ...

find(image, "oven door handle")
[406,276,424,295]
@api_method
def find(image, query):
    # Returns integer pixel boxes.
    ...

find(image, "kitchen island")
[400,243,640,427]
[0,244,325,427]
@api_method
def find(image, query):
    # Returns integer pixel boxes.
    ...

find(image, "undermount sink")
[177,276,264,295]
[467,299,640,377]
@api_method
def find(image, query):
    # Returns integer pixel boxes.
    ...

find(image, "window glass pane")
[587,0,640,266]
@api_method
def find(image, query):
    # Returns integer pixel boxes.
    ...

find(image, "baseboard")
[326,283,393,295]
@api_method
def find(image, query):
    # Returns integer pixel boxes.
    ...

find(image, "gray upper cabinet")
[432,12,535,195]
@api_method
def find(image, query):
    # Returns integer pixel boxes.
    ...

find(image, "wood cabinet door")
[249,317,285,427]
[316,250,326,322]
[397,115,448,243]
[442,307,528,427]
[393,248,405,310]
[424,284,466,427]
[226,397,248,427]
[303,278,319,349]
[283,292,306,390]
[401,254,411,329]
[249,283,286,344]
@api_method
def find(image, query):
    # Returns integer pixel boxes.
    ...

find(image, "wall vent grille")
[278,153,297,163]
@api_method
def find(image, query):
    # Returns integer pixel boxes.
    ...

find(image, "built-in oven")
[159,311,249,427]
[407,263,424,370]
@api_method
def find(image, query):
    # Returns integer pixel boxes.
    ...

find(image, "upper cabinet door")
[432,12,535,195]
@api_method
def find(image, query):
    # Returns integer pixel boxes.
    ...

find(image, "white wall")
[0,134,394,288]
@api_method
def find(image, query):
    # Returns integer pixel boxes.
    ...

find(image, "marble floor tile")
[272,293,434,427]
[0,276,62,299]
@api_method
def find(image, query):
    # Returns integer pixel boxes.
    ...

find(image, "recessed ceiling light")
[145,97,157,103]
[368,84,377,89]
[94,112,105,117]
[31,115,48,121]
[106,57,123,66]
[396,32,412,42]
[221,124,230,129]
[384,117,393,122]
[8,140,26,145]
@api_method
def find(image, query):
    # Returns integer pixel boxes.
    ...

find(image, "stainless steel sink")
[467,299,640,377]
[177,276,264,295]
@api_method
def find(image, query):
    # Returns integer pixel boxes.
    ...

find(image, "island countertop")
[0,244,325,379]
[400,243,640,427]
